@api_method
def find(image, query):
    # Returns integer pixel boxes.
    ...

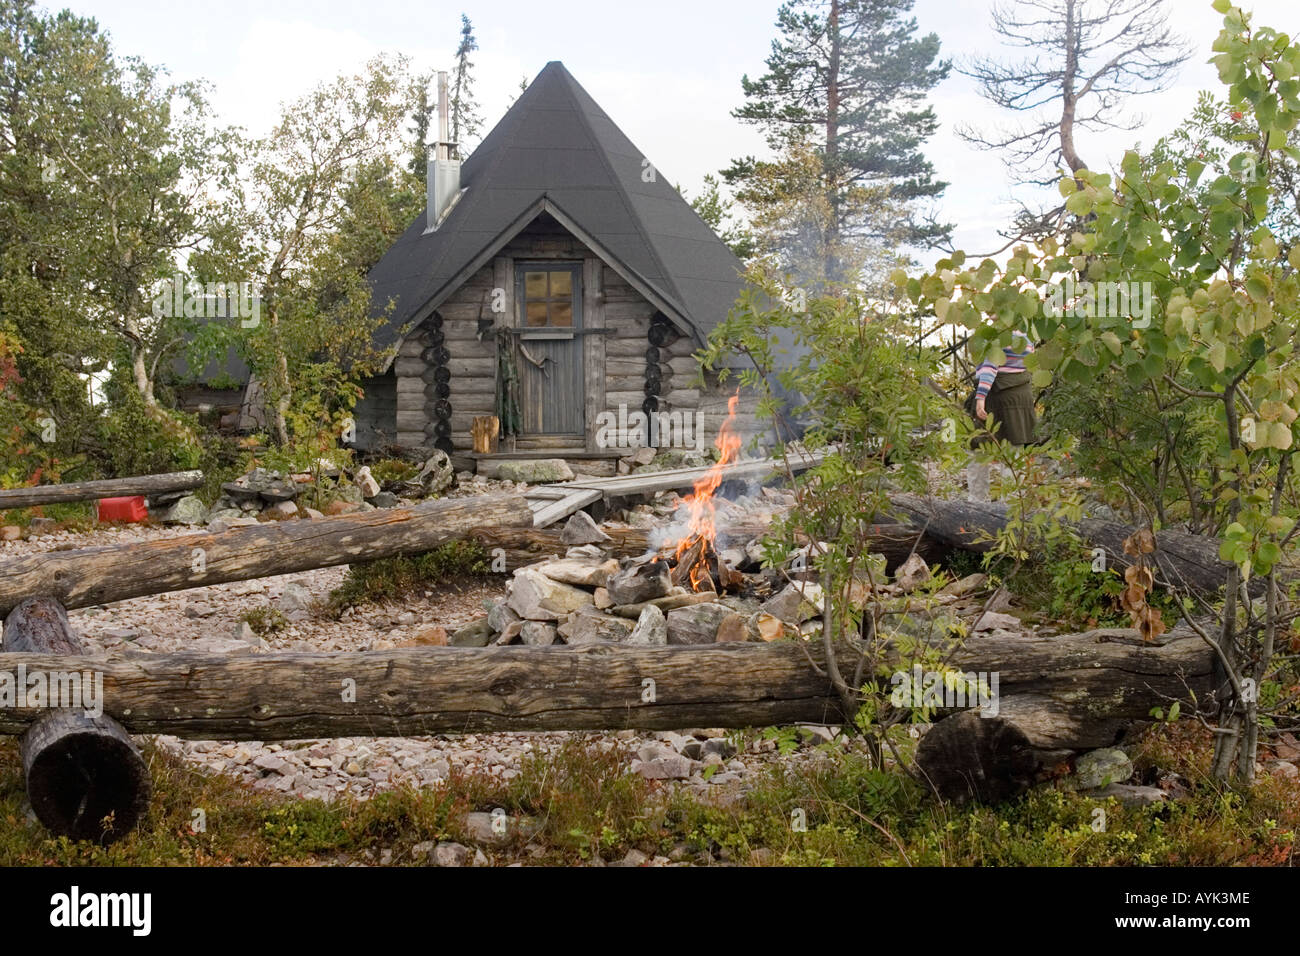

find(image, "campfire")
[670,394,745,594]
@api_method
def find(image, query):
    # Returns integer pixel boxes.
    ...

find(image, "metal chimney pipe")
[426,70,461,232]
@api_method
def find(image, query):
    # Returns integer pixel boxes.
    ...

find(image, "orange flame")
[674,394,742,591]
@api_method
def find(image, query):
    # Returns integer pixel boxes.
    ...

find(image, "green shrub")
[329,540,492,611]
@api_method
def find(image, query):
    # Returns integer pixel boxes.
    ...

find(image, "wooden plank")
[531,488,603,528]
[584,256,606,452]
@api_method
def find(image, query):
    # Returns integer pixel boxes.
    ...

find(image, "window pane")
[524,271,547,299]
[549,270,572,297]
[551,301,573,327]
[526,301,549,327]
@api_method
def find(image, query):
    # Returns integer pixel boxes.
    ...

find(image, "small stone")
[265,500,298,518]
[972,611,1021,632]
[156,495,207,525]
[558,607,632,644]
[535,558,619,589]
[450,617,493,647]
[507,569,594,621]
[626,604,668,645]
[520,621,558,646]
[304,507,325,520]
[276,582,314,615]
[433,842,470,867]
[593,587,614,610]
[613,848,649,867]
[354,466,381,499]
[1074,748,1134,790]
[636,756,693,780]
[496,459,574,483]
[894,554,931,592]
[606,562,672,605]
[369,491,400,509]
[560,510,612,545]
[762,583,824,623]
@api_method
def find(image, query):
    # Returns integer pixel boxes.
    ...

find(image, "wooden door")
[515,263,584,437]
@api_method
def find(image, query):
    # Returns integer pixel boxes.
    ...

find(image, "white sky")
[69,0,1300,265]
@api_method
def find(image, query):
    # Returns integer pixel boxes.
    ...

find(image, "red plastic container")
[97,496,149,523]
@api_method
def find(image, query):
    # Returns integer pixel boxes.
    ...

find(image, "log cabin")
[359,61,764,470]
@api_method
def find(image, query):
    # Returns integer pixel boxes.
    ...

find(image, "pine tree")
[449,14,481,156]
[725,0,951,288]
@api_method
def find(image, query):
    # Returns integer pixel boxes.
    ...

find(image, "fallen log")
[0,628,1210,747]
[889,492,1237,594]
[0,494,534,618]
[916,627,1215,803]
[0,470,203,511]
[3,597,150,843]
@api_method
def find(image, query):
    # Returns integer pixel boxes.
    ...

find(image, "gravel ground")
[1,519,841,805]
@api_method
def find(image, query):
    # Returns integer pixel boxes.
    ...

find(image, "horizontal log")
[0,495,534,618]
[890,493,1239,594]
[0,471,204,511]
[0,627,1212,744]
[0,644,854,738]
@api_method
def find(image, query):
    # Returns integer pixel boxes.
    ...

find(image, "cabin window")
[519,264,579,328]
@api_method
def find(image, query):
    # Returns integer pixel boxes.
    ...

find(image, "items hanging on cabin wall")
[422,311,454,454]
[643,312,678,425]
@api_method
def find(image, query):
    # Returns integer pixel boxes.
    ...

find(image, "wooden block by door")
[472,415,500,454]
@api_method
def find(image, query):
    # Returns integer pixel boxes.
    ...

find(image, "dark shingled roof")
[367,61,745,361]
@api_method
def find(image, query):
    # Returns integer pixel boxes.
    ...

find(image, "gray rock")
[276,583,314,615]
[487,600,520,634]
[560,509,612,545]
[1089,783,1167,807]
[433,841,470,866]
[368,491,400,509]
[972,611,1022,632]
[495,459,575,484]
[636,756,693,780]
[666,602,734,645]
[762,583,824,623]
[558,607,633,644]
[606,561,671,606]
[156,495,207,525]
[450,617,493,647]
[1074,748,1134,790]
[894,553,931,592]
[535,558,619,589]
[520,621,558,646]
[626,604,668,645]
[507,569,594,621]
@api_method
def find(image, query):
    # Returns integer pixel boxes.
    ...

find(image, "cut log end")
[21,710,151,844]
[914,710,1042,804]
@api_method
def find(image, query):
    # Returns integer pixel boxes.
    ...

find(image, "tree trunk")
[915,626,1213,802]
[0,627,1210,744]
[0,494,534,617]
[0,470,203,511]
[3,597,150,844]
[888,492,1241,594]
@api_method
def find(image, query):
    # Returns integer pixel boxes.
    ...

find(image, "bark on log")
[890,492,1237,594]
[0,470,204,511]
[915,626,1215,803]
[3,597,150,843]
[0,495,534,618]
[0,627,1210,746]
